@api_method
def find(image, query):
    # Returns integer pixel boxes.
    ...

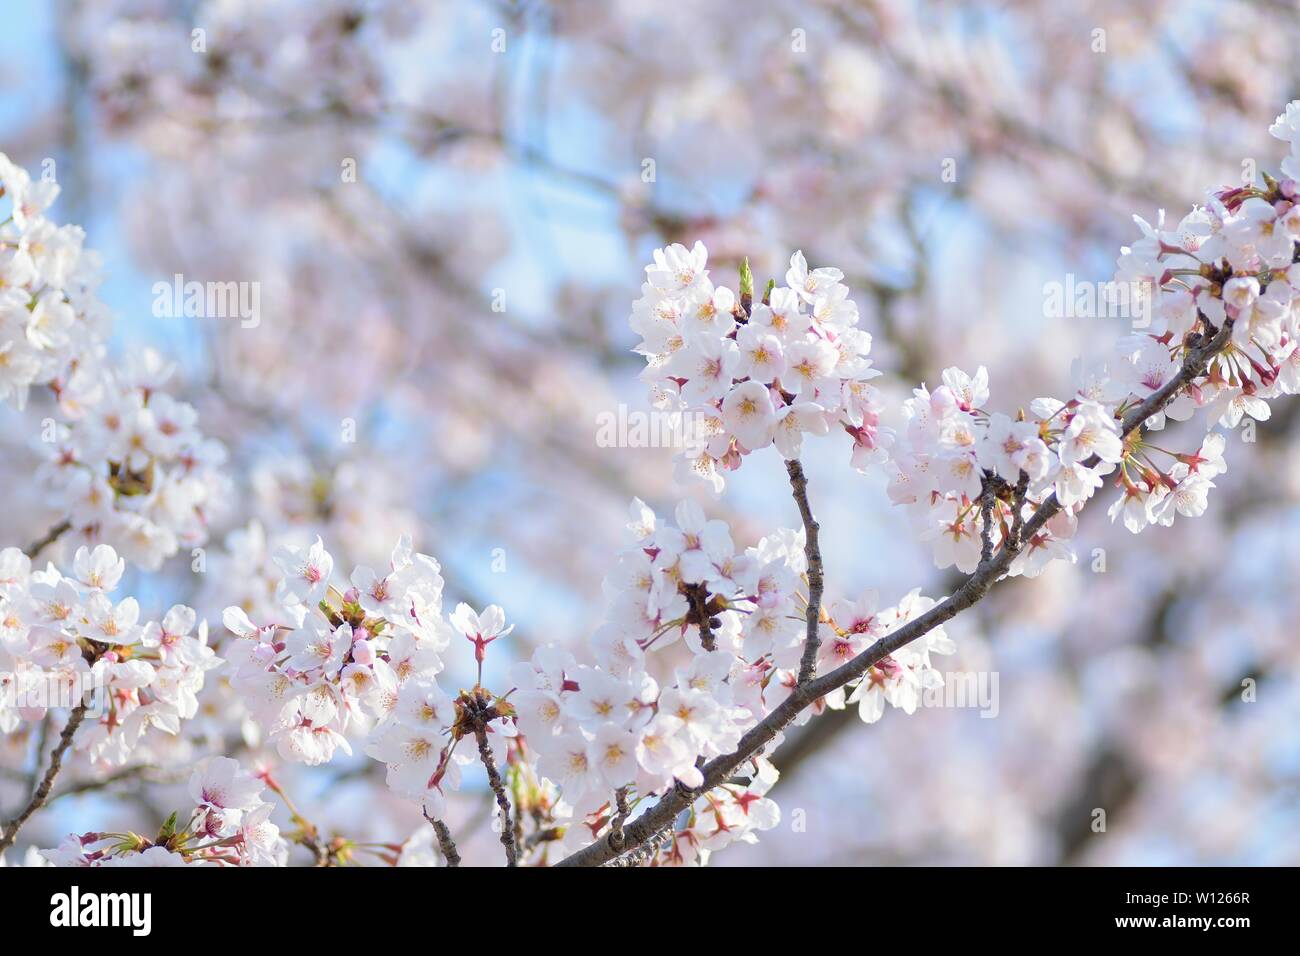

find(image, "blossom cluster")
[0,544,219,765]
[211,496,957,864]
[2,153,225,568]
[5,46,1297,867]
[222,535,531,821]
[40,756,285,866]
[221,537,450,761]
[37,351,228,570]
[0,154,110,411]
[509,498,953,863]
[630,243,890,490]
[888,365,1227,574]
[507,499,789,859]
[888,367,1103,575]
[1087,110,1300,533]
[886,100,1300,574]
[364,602,521,821]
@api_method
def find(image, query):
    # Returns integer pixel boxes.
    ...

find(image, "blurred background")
[2,0,1298,865]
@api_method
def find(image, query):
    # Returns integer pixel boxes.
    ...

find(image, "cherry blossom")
[631,245,889,490]
[0,544,217,764]
[3,9,1300,869]
[40,755,285,867]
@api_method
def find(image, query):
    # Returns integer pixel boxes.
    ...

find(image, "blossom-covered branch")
[556,313,1238,867]
[5,85,1300,869]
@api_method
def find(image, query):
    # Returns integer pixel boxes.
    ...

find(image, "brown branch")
[0,702,87,854]
[691,588,717,652]
[24,714,52,800]
[302,835,327,865]
[1008,470,1030,549]
[475,728,519,867]
[422,809,461,868]
[524,826,564,850]
[978,479,998,565]
[261,773,331,865]
[23,520,71,560]
[698,622,716,652]
[48,765,186,805]
[608,787,630,853]
[603,824,672,867]
[556,321,1235,867]
[786,458,824,684]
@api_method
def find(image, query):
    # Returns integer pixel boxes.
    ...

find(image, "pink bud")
[352,639,374,666]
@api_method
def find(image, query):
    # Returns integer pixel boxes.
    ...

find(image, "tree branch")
[978,478,998,564]
[608,787,630,853]
[786,458,824,684]
[603,824,672,867]
[475,728,519,867]
[48,765,186,805]
[0,702,88,854]
[555,320,1235,867]
[422,808,461,868]
[23,520,71,560]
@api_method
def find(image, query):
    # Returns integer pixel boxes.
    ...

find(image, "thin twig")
[0,702,88,854]
[1009,470,1030,548]
[786,458,824,684]
[49,765,186,805]
[557,321,1235,868]
[978,478,998,565]
[23,520,71,560]
[692,588,717,652]
[608,787,630,852]
[524,826,564,850]
[261,773,330,865]
[513,798,525,856]
[24,714,52,799]
[475,728,519,866]
[422,808,461,868]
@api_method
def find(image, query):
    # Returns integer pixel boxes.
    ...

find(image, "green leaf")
[157,811,179,843]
